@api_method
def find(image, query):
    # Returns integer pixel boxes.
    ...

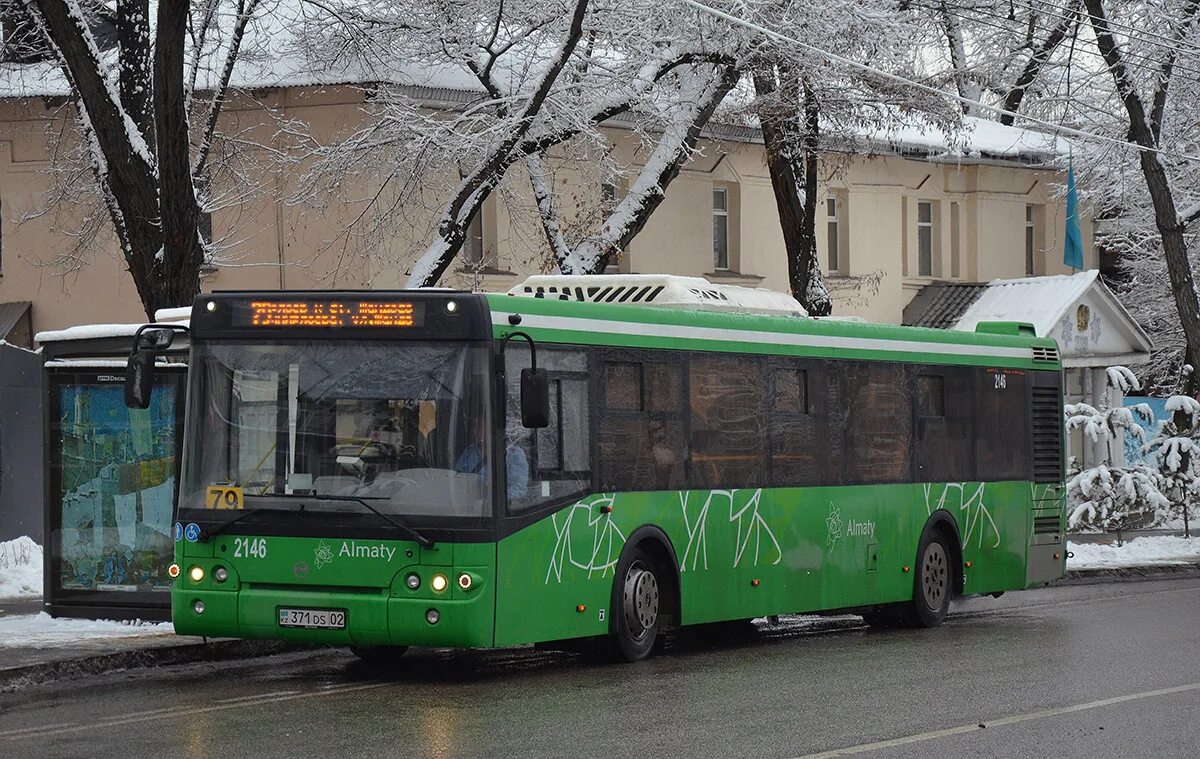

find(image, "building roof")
[904,270,1153,367]
[0,301,31,343]
[902,283,989,329]
[0,3,1069,166]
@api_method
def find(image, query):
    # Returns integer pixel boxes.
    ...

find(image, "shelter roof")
[904,270,1152,367]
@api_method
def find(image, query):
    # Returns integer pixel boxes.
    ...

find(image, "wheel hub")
[622,561,659,638]
[921,542,948,609]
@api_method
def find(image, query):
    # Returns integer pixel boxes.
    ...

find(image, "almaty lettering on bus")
[339,542,397,561]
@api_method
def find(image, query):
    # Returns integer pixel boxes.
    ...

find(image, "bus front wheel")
[608,547,663,662]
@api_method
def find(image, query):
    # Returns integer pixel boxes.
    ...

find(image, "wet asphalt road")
[1,577,1198,759]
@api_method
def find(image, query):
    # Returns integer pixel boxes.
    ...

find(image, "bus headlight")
[431,573,448,592]
[189,566,205,582]
[426,608,440,625]
[405,573,420,590]
[213,566,229,583]
[193,600,206,615]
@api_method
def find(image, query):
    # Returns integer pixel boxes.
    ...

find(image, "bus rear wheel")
[863,529,954,629]
[910,530,953,627]
[350,645,409,665]
[608,549,662,662]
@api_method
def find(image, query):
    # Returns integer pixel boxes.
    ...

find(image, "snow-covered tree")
[1074,0,1200,392]
[912,0,1083,121]
[13,1,270,318]
[1144,393,1200,532]
[292,0,741,286]
[1065,366,1168,530]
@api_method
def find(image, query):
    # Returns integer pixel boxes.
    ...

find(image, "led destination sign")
[244,300,424,328]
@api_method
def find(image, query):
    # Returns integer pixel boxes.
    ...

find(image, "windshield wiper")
[242,493,434,548]
[200,507,292,540]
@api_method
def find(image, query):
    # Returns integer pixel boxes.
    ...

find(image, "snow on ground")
[0,613,174,649]
[0,536,42,599]
[1067,536,1200,570]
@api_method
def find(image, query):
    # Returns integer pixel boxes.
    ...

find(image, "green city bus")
[127,285,1065,662]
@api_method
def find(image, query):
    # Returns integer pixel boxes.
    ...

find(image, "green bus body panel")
[494,481,1038,646]
[485,295,1061,370]
[172,479,1062,647]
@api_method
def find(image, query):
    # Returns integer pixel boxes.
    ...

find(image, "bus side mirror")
[125,349,155,409]
[124,324,188,409]
[520,368,550,428]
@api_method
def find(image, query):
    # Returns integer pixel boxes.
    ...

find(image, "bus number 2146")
[234,537,267,559]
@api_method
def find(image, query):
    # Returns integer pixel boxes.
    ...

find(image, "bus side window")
[689,354,765,488]
[914,369,975,483]
[597,351,686,492]
[975,368,1030,481]
[505,347,591,512]
[766,362,820,486]
[843,361,911,484]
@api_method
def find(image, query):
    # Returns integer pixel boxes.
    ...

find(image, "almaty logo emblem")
[314,540,334,569]
[826,504,844,549]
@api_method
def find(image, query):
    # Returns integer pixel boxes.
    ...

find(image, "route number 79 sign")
[206,485,244,510]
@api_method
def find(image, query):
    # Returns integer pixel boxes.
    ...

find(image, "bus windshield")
[183,340,492,521]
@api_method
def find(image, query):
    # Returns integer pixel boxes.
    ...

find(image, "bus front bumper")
[172,586,495,648]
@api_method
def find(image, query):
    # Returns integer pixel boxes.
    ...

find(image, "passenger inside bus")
[455,416,529,501]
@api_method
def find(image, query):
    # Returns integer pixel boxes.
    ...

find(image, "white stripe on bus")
[498,312,1034,361]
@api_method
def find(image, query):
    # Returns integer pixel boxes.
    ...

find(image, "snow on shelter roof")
[0,2,1068,164]
[954,270,1100,336]
[509,274,809,317]
[35,315,188,345]
[952,269,1152,364]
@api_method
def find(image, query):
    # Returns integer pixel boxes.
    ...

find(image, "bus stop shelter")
[35,309,189,621]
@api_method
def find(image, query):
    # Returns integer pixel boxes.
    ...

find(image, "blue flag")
[1063,165,1084,270]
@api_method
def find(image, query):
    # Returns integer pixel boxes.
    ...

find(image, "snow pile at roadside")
[0,613,173,649]
[1067,536,1200,570]
[0,536,42,599]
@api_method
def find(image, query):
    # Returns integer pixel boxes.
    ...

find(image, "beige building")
[0,83,1093,345]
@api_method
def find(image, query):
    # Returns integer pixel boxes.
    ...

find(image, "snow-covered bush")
[1066,464,1171,531]
[1064,366,1168,531]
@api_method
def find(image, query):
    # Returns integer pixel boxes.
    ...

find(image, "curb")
[0,639,303,693]
[1055,562,1200,586]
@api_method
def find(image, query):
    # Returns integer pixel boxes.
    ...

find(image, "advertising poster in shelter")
[52,378,178,595]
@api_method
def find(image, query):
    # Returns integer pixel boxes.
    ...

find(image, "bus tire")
[607,546,664,662]
[350,645,409,665]
[910,528,954,627]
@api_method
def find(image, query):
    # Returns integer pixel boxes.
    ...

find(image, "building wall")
[0,86,1095,335]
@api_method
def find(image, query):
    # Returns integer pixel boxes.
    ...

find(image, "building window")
[917,200,933,277]
[826,197,840,272]
[462,208,485,268]
[1025,204,1035,276]
[713,188,729,270]
[601,182,617,212]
